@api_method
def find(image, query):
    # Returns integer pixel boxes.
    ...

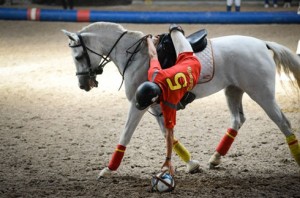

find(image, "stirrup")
[169,24,185,35]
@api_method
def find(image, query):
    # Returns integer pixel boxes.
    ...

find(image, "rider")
[135,24,201,175]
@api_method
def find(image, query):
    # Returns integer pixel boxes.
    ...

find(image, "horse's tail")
[266,41,300,90]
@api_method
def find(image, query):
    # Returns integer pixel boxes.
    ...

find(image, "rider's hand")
[147,37,158,60]
[161,159,175,176]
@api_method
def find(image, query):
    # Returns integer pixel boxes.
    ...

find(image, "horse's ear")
[62,29,78,42]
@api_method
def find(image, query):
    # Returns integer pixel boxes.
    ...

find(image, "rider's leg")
[235,0,241,11]
[169,26,193,57]
[209,86,245,167]
[227,0,233,11]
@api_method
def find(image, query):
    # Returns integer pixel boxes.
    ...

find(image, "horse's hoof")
[209,163,219,169]
[97,167,112,180]
[186,159,200,174]
[208,152,221,169]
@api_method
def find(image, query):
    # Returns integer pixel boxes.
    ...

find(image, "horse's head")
[62,29,104,92]
[63,22,149,95]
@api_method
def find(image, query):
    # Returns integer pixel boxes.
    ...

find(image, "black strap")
[118,34,149,90]
[98,31,128,72]
[76,34,93,76]
[75,31,128,77]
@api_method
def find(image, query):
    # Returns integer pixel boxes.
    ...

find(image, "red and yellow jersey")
[148,52,201,129]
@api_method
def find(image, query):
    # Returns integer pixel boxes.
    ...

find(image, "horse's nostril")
[79,84,91,92]
[79,85,85,89]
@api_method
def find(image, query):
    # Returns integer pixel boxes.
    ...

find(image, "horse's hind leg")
[209,86,245,168]
[150,105,200,173]
[249,91,300,166]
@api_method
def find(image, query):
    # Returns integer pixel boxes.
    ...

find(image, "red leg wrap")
[108,144,126,171]
[216,128,238,156]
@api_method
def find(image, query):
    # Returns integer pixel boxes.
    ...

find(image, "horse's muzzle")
[78,76,98,92]
[79,84,91,92]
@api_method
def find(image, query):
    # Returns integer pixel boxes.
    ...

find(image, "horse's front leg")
[150,105,200,173]
[98,101,146,179]
[209,86,245,168]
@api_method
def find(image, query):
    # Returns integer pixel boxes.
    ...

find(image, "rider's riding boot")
[169,24,185,35]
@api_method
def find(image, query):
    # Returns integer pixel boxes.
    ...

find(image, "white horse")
[62,22,300,178]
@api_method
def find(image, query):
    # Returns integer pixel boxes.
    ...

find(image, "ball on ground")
[151,172,175,192]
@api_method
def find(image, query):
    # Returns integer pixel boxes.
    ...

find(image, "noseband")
[70,31,128,77]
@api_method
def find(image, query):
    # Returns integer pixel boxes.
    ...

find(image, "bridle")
[70,31,128,77]
[69,31,149,89]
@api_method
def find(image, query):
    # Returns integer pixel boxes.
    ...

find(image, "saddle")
[156,29,208,110]
[157,29,208,69]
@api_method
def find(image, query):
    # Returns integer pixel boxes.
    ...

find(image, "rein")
[73,31,128,77]
[118,34,149,90]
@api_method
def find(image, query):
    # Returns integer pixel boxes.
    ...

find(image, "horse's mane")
[80,22,144,38]
[80,22,127,34]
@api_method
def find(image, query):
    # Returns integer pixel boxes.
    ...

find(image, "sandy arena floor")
[0,2,300,197]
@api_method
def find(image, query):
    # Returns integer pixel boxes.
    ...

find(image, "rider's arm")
[160,104,176,175]
[147,37,158,60]
[147,37,162,80]
[161,127,175,176]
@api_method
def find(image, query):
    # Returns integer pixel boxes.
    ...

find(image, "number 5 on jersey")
[166,73,187,91]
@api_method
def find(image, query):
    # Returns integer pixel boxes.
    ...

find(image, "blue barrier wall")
[0,8,299,23]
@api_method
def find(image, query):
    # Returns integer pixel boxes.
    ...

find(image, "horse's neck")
[86,29,144,72]
[113,33,150,100]
[112,32,148,75]
[91,28,149,99]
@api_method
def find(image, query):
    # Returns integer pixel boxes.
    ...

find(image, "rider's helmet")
[135,81,162,110]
